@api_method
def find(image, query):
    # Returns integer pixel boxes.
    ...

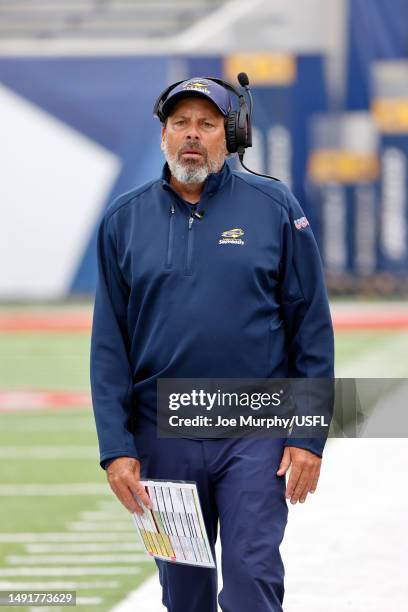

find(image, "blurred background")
[0,1,407,611]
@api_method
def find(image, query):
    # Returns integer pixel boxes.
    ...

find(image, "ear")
[223,133,229,157]
[160,126,166,151]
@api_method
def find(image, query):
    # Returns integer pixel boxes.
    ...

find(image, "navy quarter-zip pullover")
[90,162,334,468]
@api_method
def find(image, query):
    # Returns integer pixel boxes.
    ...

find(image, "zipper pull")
[188,215,194,229]
[170,203,175,214]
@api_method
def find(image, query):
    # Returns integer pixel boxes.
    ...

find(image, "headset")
[153,72,279,181]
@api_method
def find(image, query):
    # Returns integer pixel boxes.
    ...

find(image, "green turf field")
[0,320,154,611]
[0,408,153,611]
[0,305,407,611]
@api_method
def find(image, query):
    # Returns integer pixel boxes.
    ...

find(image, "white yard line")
[25,543,142,553]
[79,511,128,520]
[7,554,149,565]
[0,581,119,589]
[0,567,141,577]
[66,522,133,532]
[0,533,134,542]
[0,484,110,496]
[0,446,97,459]
[98,501,123,510]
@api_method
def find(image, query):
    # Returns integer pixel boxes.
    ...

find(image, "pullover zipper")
[185,212,195,275]
[166,203,175,267]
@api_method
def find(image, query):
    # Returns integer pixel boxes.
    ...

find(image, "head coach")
[90,75,334,611]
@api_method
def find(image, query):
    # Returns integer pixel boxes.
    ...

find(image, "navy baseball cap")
[161,77,232,119]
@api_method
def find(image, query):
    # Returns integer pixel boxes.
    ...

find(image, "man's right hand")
[106,457,153,515]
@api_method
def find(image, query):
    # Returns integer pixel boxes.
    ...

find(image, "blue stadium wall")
[0,53,327,296]
[1,0,408,299]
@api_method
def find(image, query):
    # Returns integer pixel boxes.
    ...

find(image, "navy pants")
[134,428,288,612]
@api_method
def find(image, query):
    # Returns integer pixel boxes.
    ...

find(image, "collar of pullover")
[160,161,232,201]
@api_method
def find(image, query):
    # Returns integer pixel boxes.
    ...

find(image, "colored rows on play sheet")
[132,481,215,568]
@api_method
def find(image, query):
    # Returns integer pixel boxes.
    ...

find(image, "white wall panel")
[0,84,120,298]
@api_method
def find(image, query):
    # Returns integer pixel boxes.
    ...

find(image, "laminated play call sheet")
[132,480,215,568]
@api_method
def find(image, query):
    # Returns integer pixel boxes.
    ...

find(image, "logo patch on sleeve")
[294,216,309,230]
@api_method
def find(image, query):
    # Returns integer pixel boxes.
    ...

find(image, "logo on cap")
[182,79,211,95]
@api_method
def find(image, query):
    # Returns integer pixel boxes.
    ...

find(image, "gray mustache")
[179,144,207,155]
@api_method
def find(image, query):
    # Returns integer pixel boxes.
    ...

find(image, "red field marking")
[0,309,408,331]
[333,312,408,330]
[0,313,92,332]
[0,390,91,412]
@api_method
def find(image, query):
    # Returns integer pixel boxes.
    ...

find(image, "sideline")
[111,439,407,612]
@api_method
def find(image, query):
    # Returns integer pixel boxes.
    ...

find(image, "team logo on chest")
[218,228,245,245]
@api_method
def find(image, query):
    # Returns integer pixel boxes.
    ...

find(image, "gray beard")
[162,140,225,185]
[167,157,209,185]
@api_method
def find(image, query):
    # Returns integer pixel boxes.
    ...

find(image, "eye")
[203,121,215,128]
[174,119,185,126]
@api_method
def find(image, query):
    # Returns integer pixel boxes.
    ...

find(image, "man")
[90,76,334,612]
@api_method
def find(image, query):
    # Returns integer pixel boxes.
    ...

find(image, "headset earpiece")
[225,110,238,153]
[225,105,250,153]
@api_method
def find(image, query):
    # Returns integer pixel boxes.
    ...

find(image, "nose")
[185,121,200,140]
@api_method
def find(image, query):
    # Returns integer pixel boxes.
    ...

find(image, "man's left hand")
[276,446,321,504]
